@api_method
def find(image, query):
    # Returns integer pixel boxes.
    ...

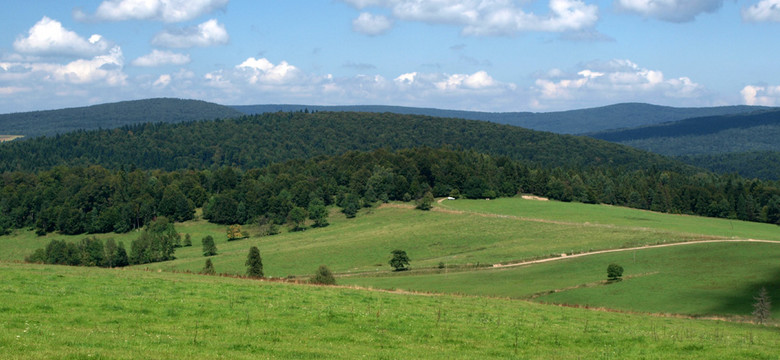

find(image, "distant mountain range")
[589,109,780,179]
[0,98,242,138]
[231,103,768,134]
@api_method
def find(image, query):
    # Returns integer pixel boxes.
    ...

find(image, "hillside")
[0,98,243,138]
[232,103,767,134]
[4,262,777,359]
[0,111,686,173]
[589,109,780,179]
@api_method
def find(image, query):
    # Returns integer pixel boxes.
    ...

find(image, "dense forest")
[0,111,686,173]
[233,103,766,134]
[0,98,242,138]
[678,151,780,181]
[1,147,778,238]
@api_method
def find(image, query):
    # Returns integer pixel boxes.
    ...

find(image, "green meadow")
[340,242,780,319]
[1,262,778,359]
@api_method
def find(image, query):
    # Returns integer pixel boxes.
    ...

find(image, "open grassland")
[0,135,23,142]
[340,242,780,320]
[1,262,778,360]
[134,205,713,277]
[440,197,780,241]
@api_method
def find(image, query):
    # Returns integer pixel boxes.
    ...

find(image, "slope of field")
[2,262,777,359]
[0,98,242,138]
[232,103,766,134]
[340,242,780,319]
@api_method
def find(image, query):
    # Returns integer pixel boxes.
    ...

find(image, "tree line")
[2,147,778,239]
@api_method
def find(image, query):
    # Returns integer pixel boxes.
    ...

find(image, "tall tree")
[245,246,264,278]
[202,235,217,256]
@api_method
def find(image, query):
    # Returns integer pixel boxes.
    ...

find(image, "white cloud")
[13,17,111,57]
[235,57,303,85]
[742,0,780,22]
[353,12,394,35]
[341,0,599,35]
[614,0,723,22]
[131,49,190,66]
[741,85,780,105]
[153,74,172,87]
[152,19,229,48]
[0,46,126,87]
[531,59,706,108]
[74,0,229,23]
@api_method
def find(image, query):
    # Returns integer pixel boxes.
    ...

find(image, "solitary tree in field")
[310,265,336,285]
[389,249,410,271]
[201,258,216,275]
[607,263,624,281]
[246,246,264,278]
[183,233,192,247]
[202,235,217,256]
[416,191,434,211]
[753,287,772,324]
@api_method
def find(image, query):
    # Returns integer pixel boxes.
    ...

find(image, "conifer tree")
[246,246,263,278]
[202,235,217,256]
[201,258,216,275]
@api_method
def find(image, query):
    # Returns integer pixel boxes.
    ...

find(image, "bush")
[310,265,336,285]
[202,235,217,256]
[246,246,264,278]
[607,263,624,281]
[201,258,216,275]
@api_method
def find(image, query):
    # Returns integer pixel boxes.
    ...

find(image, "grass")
[134,204,711,277]
[440,197,780,241]
[340,242,780,320]
[1,262,778,359]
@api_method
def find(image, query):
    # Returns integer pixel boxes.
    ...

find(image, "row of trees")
[2,147,779,239]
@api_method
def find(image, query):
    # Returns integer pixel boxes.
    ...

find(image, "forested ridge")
[1,147,778,238]
[0,98,242,138]
[0,111,685,172]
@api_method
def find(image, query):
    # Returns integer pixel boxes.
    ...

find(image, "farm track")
[376,202,780,271]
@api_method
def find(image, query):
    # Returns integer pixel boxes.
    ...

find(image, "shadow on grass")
[704,267,780,321]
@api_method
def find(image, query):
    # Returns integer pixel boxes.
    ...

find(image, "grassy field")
[440,197,780,241]
[1,262,778,359]
[340,242,780,320]
[134,204,714,277]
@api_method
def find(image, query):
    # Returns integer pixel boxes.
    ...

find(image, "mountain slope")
[232,103,768,134]
[0,111,686,172]
[588,109,780,179]
[0,98,243,138]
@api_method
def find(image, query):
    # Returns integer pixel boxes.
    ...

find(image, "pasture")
[1,262,777,359]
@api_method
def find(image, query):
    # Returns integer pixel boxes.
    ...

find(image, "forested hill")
[0,111,685,173]
[0,98,242,138]
[590,108,780,144]
[232,103,767,134]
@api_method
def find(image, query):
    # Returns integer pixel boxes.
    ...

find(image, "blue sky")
[2,0,780,114]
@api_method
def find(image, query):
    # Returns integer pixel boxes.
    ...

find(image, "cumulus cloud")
[614,0,723,22]
[531,59,705,108]
[0,46,126,86]
[741,85,780,105]
[152,19,229,48]
[131,49,190,66]
[341,0,599,35]
[235,57,303,85]
[13,17,111,57]
[352,12,394,35]
[74,0,229,23]
[742,0,780,22]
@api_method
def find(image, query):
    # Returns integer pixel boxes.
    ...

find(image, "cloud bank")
[614,0,723,22]
[74,0,229,23]
[341,0,599,35]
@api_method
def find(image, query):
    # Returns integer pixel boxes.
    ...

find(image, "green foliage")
[341,193,360,219]
[130,218,179,265]
[201,258,216,275]
[310,265,336,285]
[201,235,217,257]
[245,246,263,278]
[183,233,192,247]
[607,263,624,281]
[415,191,434,211]
[307,199,329,228]
[25,237,127,268]
[287,206,308,231]
[389,249,410,271]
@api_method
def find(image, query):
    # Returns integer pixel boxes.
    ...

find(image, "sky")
[2,0,780,114]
